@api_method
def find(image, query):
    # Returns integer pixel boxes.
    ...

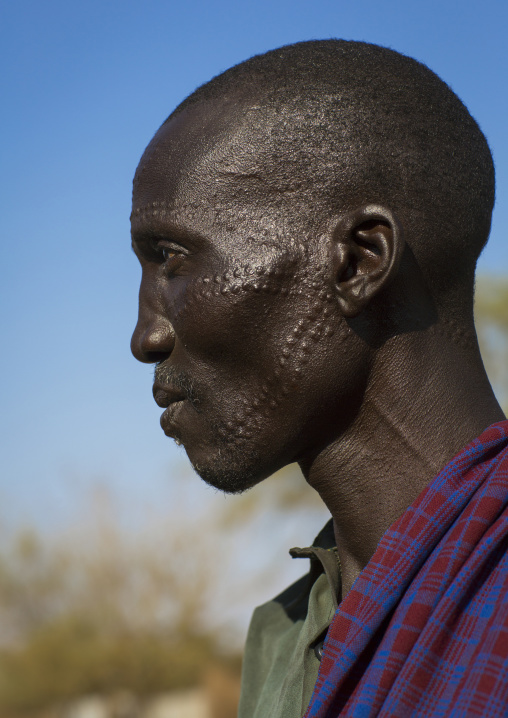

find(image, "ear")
[331,204,404,318]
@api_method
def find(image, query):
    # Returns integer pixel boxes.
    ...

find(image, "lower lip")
[160,400,186,437]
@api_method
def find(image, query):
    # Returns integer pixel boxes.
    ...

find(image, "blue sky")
[1,0,507,533]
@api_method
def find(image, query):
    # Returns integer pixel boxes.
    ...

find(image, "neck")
[299,324,505,600]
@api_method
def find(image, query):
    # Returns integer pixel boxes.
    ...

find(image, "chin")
[186,443,267,495]
[175,404,288,493]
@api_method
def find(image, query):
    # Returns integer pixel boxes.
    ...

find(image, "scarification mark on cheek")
[212,270,346,449]
[174,260,296,327]
[173,251,346,451]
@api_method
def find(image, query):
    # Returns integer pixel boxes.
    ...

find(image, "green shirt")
[238,521,340,718]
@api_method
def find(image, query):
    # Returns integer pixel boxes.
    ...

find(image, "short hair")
[167,40,495,319]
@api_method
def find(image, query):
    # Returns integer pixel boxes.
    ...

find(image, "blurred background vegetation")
[475,276,508,411]
[0,276,506,718]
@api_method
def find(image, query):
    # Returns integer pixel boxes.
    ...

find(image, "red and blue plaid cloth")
[305,420,508,717]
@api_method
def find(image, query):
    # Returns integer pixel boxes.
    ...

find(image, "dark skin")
[131,98,505,600]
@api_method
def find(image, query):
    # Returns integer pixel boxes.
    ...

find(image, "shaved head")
[157,40,494,322]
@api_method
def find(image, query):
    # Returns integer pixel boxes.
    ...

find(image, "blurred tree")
[0,492,237,713]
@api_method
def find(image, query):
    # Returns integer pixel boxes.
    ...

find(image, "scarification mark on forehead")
[132,200,167,214]
[130,202,227,233]
[131,203,312,263]
[130,200,198,221]
[130,201,175,223]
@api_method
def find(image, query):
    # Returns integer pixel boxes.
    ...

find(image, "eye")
[154,240,187,276]
[161,247,177,262]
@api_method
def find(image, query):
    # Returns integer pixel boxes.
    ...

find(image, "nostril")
[144,351,171,364]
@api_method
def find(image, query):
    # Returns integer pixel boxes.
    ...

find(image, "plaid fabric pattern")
[305,421,508,717]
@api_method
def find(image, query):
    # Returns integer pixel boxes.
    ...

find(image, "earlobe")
[332,205,404,318]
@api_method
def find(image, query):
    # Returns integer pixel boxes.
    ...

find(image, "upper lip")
[152,381,186,408]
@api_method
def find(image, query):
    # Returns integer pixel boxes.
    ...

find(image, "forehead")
[132,100,274,221]
[131,97,331,254]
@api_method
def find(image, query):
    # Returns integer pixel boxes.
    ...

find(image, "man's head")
[130,40,495,492]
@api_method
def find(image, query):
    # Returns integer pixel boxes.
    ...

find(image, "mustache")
[154,364,200,408]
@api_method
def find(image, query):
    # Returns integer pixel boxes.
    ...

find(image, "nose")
[131,288,175,364]
[131,315,175,363]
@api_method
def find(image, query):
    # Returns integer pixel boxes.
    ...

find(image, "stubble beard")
[189,405,267,495]
[190,445,264,495]
[154,363,265,495]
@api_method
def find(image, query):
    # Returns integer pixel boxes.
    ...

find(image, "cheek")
[171,257,300,359]
[180,259,349,440]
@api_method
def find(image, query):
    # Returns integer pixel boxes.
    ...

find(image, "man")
[130,40,508,717]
